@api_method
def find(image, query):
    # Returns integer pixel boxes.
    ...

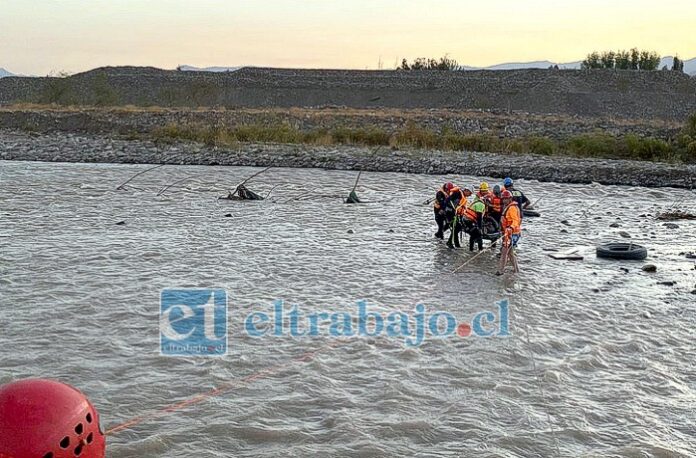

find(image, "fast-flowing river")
[1,160,695,457]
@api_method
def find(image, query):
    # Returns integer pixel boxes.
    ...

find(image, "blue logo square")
[160,289,228,356]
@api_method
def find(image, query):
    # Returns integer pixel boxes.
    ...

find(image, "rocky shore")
[2,130,694,189]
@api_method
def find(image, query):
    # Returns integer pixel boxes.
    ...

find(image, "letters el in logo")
[160,289,228,356]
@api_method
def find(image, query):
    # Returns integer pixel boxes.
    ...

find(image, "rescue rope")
[116,164,166,191]
[264,185,279,200]
[157,176,193,196]
[451,243,497,273]
[237,166,272,188]
[106,316,561,456]
[105,340,342,436]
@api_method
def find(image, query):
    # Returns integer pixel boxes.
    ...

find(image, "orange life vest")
[455,200,469,217]
[476,190,491,200]
[489,195,502,213]
[501,202,522,234]
[457,198,484,221]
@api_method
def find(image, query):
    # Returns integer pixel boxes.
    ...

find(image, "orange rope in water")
[105,340,342,436]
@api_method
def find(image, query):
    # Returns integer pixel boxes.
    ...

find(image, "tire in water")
[596,242,648,261]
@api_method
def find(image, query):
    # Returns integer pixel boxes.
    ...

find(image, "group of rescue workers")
[433,177,530,275]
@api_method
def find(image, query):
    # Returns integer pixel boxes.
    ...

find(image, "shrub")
[38,77,77,105]
[686,141,696,158]
[332,127,389,146]
[684,113,696,138]
[622,135,671,161]
[398,55,459,71]
[391,122,439,148]
[566,133,617,157]
[92,73,119,106]
[582,48,661,71]
[527,136,556,155]
[150,122,692,163]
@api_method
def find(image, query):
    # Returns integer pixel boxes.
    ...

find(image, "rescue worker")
[488,185,503,223]
[433,182,454,239]
[476,182,492,200]
[497,190,522,275]
[445,186,467,248]
[457,190,486,251]
[502,177,530,210]
[447,188,472,248]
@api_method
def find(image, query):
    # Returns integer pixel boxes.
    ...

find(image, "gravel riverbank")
[1,130,694,188]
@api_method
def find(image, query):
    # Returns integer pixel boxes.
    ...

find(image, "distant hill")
[0,68,14,78]
[482,60,582,70]
[177,65,242,73]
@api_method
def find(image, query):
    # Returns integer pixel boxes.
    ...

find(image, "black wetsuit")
[444,191,465,248]
[433,188,448,238]
[463,212,484,251]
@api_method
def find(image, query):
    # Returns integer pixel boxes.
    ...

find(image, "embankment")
[1,66,695,121]
[1,130,694,189]
[0,106,682,140]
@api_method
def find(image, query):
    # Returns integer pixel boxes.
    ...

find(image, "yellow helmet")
[479,182,489,192]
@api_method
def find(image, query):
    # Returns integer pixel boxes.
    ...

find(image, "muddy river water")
[1,161,695,457]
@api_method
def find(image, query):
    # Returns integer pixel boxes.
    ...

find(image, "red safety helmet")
[500,190,513,199]
[443,182,454,192]
[0,379,106,458]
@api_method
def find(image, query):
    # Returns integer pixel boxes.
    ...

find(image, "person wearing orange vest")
[445,186,469,248]
[456,190,486,251]
[497,190,522,275]
[476,182,492,201]
[433,182,453,239]
[487,185,504,224]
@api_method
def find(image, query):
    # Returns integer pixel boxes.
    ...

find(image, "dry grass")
[0,104,682,129]
[2,104,692,162]
[150,121,695,162]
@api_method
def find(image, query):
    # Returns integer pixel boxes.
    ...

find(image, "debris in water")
[345,171,363,204]
[220,167,271,201]
[641,264,657,272]
[656,211,696,221]
[221,184,264,200]
[115,221,126,226]
[548,248,583,261]
[345,190,361,204]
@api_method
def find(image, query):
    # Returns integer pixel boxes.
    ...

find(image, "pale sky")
[2,0,695,75]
